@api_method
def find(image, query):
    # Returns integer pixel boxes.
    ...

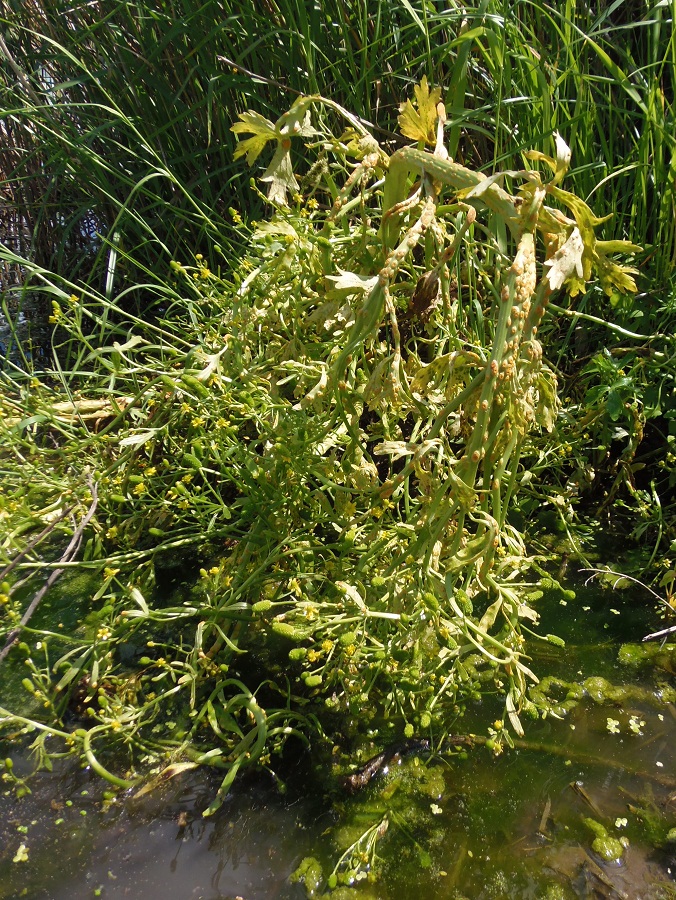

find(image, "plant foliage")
[0,76,649,813]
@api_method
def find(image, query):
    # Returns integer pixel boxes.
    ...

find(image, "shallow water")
[2,581,676,900]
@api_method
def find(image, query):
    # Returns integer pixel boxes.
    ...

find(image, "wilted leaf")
[231,110,277,165]
[325,269,379,299]
[543,227,584,291]
[133,762,198,799]
[120,430,158,448]
[336,581,367,611]
[398,76,442,145]
[261,143,299,206]
[275,97,317,137]
[479,597,502,632]
[254,219,299,240]
[232,99,317,205]
[524,133,570,184]
[505,691,524,737]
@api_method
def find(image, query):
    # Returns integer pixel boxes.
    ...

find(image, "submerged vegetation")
[1,1,676,887]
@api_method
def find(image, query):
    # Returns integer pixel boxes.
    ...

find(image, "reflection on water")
[0,761,326,900]
[2,584,676,899]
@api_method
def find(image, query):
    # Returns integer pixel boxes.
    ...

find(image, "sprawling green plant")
[0,79,642,812]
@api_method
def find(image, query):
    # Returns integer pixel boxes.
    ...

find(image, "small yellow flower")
[133,481,146,495]
[182,473,193,483]
[96,627,112,641]
[307,197,319,210]
[145,466,157,477]
[191,417,204,427]
[103,567,120,580]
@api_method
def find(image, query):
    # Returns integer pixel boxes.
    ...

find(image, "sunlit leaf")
[543,226,584,291]
[260,143,299,206]
[398,76,442,146]
[231,110,277,165]
[325,269,379,299]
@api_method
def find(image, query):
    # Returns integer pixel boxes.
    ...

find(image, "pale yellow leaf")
[231,110,277,165]
[398,76,442,146]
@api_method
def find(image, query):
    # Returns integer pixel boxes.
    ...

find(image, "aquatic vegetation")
[583,817,628,863]
[530,672,676,718]
[0,78,646,811]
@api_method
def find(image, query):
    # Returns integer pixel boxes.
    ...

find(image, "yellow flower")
[133,481,146,495]
[145,466,157,477]
[103,567,120,580]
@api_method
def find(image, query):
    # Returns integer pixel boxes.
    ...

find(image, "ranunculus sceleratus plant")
[0,80,640,816]
[227,80,639,745]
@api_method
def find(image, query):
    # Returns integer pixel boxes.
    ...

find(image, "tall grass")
[0,0,673,296]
